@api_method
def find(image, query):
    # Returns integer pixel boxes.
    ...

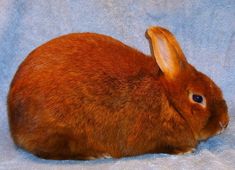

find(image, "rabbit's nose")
[223,122,228,128]
[220,111,229,129]
[219,121,228,129]
[216,121,228,135]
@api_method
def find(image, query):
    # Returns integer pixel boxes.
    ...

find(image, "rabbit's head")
[147,26,229,141]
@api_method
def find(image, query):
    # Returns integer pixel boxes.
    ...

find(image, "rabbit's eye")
[189,91,206,108]
[192,94,203,103]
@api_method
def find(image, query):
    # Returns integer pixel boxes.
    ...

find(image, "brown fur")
[7,27,229,160]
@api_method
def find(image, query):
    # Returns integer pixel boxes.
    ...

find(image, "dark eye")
[192,94,203,103]
[189,92,206,108]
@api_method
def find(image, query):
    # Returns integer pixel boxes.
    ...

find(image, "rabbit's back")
[10,33,158,94]
[8,33,162,159]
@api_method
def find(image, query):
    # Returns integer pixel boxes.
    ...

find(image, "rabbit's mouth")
[198,120,228,141]
[216,121,228,135]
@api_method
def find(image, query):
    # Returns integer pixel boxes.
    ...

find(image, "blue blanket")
[0,0,234,169]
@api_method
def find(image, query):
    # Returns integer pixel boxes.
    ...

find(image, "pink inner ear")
[156,36,175,74]
[157,36,170,64]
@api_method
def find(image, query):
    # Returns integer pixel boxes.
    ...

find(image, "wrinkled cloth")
[0,0,234,169]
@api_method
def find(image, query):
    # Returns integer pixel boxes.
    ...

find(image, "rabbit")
[7,26,229,160]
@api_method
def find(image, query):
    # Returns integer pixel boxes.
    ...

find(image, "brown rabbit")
[7,26,229,160]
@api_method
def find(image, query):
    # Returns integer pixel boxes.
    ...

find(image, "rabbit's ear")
[147,26,187,80]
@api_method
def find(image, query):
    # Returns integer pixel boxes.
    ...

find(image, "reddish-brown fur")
[8,27,229,160]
